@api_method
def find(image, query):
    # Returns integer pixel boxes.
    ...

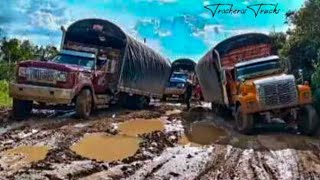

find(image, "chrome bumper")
[164,88,185,96]
[9,83,75,104]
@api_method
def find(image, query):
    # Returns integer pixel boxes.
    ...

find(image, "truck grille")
[258,79,298,108]
[27,68,56,84]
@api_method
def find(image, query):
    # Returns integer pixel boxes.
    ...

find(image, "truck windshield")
[236,59,281,80]
[52,54,95,70]
[172,73,188,80]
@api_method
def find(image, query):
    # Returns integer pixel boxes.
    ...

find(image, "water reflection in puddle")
[71,134,141,161]
[181,122,227,145]
[118,119,165,136]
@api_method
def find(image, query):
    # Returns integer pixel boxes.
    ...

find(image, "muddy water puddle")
[181,122,228,145]
[1,146,49,171]
[118,118,165,136]
[71,134,141,161]
[71,119,165,161]
[5,146,49,163]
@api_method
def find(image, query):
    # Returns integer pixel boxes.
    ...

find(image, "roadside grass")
[0,80,12,108]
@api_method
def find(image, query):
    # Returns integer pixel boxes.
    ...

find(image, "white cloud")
[30,11,61,30]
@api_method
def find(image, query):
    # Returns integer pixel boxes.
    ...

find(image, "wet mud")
[0,103,320,179]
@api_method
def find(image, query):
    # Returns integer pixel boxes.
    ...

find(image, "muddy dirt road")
[1,102,320,180]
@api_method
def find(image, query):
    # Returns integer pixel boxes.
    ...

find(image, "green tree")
[269,32,287,55]
[282,0,320,81]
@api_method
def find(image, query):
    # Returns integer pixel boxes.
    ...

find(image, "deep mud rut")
[0,103,320,180]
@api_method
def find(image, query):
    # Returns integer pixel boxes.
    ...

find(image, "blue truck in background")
[163,59,196,102]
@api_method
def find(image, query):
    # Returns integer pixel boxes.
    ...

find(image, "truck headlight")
[56,71,68,82]
[18,67,27,77]
[177,83,185,88]
[247,101,257,110]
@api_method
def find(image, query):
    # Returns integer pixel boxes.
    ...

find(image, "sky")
[0,0,305,61]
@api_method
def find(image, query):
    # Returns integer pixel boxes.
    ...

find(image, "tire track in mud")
[196,145,320,180]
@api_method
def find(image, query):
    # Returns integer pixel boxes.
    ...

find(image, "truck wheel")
[135,96,147,110]
[235,106,254,134]
[161,95,167,101]
[12,99,33,120]
[75,89,92,119]
[298,105,319,135]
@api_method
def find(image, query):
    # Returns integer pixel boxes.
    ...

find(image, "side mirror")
[40,50,46,61]
[297,69,304,84]
[281,58,291,73]
[240,77,245,83]
[220,70,227,85]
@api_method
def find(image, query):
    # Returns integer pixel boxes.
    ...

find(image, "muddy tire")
[122,95,148,110]
[211,103,231,118]
[12,99,33,120]
[161,95,167,101]
[75,89,92,119]
[235,106,254,134]
[134,96,150,110]
[298,105,319,135]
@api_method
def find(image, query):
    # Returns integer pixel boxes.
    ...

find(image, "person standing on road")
[185,80,193,110]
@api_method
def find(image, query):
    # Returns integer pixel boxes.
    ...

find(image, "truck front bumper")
[164,88,185,96]
[9,83,75,104]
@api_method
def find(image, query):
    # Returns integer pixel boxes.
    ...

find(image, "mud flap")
[298,105,319,135]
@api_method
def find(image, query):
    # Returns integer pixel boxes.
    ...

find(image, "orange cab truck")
[196,33,319,135]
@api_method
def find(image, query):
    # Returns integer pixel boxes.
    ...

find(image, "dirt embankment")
[0,103,320,179]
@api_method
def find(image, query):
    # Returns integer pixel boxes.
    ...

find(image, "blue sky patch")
[0,0,305,61]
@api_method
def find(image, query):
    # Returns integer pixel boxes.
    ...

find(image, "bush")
[312,65,320,113]
[0,80,11,107]
[0,63,15,80]
[314,89,320,109]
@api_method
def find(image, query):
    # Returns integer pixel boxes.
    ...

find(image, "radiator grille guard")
[27,68,56,84]
[257,76,298,109]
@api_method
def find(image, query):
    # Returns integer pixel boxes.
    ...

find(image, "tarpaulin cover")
[64,19,171,97]
[120,36,171,97]
[172,58,196,72]
[196,33,271,104]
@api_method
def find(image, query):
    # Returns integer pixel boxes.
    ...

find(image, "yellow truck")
[196,33,319,135]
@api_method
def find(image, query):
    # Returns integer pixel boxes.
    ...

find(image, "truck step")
[96,104,109,109]
[96,95,111,105]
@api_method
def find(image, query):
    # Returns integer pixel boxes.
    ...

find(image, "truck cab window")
[53,54,95,70]
[236,59,281,80]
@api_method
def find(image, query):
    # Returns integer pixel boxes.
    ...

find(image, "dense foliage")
[0,80,10,107]
[282,0,320,81]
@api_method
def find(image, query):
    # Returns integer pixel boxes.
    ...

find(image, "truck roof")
[235,55,279,68]
[172,58,196,72]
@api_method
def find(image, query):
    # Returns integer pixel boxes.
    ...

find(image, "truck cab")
[232,55,317,134]
[163,58,196,102]
[10,49,114,120]
[163,72,189,101]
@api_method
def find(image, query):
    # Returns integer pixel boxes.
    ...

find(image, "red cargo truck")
[9,19,171,119]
